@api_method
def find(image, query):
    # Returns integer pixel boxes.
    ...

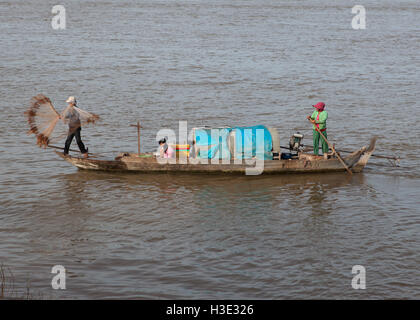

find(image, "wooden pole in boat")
[308,119,353,175]
[130,121,142,155]
[305,145,399,161]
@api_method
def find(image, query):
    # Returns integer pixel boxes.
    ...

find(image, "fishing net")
[25,94,99,148]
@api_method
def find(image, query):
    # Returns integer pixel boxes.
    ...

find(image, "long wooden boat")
[55,138,376,175]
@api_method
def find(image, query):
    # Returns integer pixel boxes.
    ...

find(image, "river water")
[0,0,419,299]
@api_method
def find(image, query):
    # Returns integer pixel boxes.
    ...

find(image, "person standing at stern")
[307,102,329,159]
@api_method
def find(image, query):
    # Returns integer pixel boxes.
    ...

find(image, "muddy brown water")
[0,0,419,299]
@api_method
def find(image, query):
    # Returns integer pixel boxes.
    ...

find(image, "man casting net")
[25,94,99,157]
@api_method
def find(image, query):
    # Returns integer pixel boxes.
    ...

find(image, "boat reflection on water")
[58,170,370,218]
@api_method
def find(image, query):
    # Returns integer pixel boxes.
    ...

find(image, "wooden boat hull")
[55,138,376,175]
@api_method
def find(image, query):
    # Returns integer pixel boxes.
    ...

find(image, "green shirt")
[310,110,328,130]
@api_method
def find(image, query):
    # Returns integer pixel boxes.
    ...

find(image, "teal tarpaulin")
[194,128,231,160]
[194,125,273,160]
[233,125,273,160]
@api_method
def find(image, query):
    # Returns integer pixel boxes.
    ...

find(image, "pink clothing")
[313,102,325,111]
[164,146,175,158]
[316,111,321,129]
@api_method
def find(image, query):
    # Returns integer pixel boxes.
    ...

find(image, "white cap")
[66,96,76,104]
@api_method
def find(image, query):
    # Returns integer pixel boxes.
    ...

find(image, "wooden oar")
[304,145,400,162]
[308,119,353,175]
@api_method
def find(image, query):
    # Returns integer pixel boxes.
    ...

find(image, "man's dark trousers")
[64,127,87,154]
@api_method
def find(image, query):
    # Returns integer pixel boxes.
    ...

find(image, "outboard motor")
[289,132,304,153]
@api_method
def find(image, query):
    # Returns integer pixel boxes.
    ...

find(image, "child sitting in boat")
[158,138,175,158]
